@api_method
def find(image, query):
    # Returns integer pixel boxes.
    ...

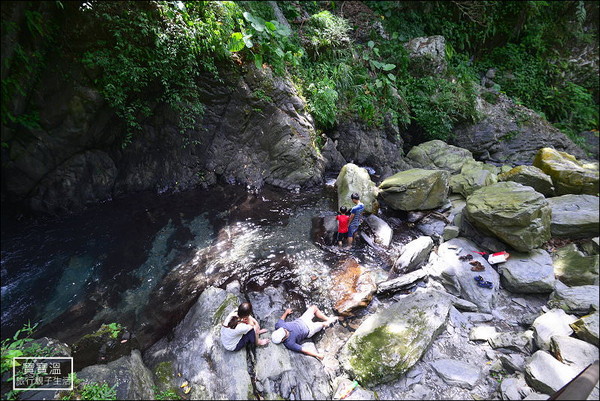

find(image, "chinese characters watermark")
[13,357,73,391]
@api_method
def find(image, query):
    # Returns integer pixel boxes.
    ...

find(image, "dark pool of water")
[3,182,398,347]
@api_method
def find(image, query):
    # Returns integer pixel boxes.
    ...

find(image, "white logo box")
[13,357,74,391]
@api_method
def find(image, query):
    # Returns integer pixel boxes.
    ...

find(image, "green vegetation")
[1,322,58,375]
[1,1,597,149]
[60,373,117,400]
[368,0,599,143]
[1,322,61,400]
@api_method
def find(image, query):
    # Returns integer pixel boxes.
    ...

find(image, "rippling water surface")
[1,182,392,345]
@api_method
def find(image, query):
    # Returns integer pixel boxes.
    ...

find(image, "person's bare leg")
[312,305,332,321]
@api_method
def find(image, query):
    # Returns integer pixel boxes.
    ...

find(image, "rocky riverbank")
[19,142,598,401]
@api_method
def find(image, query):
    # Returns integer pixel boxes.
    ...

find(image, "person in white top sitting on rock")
[220,302,269,351]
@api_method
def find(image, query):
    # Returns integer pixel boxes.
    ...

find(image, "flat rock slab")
[430,359,481,389]
[550,335,600,370]
[499,249,555,293]
[532,308,578,350]
[525,350,579,395]
[546,194,600,239]
[548,285,599,316]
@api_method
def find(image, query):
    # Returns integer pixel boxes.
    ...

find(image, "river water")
[1,181,399,348]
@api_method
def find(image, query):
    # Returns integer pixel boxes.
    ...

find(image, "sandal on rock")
[476,279,493,289]
[474,275,484,282]
[459,254,473,261]
[470,261,485,271]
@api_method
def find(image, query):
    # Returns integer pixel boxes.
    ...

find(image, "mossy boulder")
[406,140,473,174]
[464,182,551,252]
[553,243,599,286]
[546,194,600,239]
[336,163,379,214]
[497,165,554,197]
[379,168,450,211]
[449,160,499,197]
[339,289,452,387]
[533,147,599,195]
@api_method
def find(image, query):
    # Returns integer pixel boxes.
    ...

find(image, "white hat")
[271,328,286,344]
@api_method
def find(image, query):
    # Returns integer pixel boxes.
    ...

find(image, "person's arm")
[348,213,355,225]
[280,308,292,320]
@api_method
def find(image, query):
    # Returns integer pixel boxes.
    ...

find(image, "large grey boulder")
[144,287,254,400]
[548,285,600,316]
[550,335,600,370]
[378,168,450,211]
[533,147,599,196]
[570,311,600,346]
[336,163,379,214]
[464,182,551,252]
[339,289,453,387]
[524,350,579,395]
[531,309,578,351]
[499,249,555,293]
[405,140,473,174]
[448,160,498,197]
[553,243,599,286]
[78,350,156,400]
[497,165,555,197]
[546,194,600,239]
[427,238,500,313]
[452,92,588,165]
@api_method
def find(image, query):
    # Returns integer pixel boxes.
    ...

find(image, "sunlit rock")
[570,311,600,346]
[533,147,599,195]
[531,309,578,350]
[336,163,379,214]
[524,350,579,395]
[497,165,554,197]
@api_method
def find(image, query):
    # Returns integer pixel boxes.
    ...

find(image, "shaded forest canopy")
[1,1,598,151]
